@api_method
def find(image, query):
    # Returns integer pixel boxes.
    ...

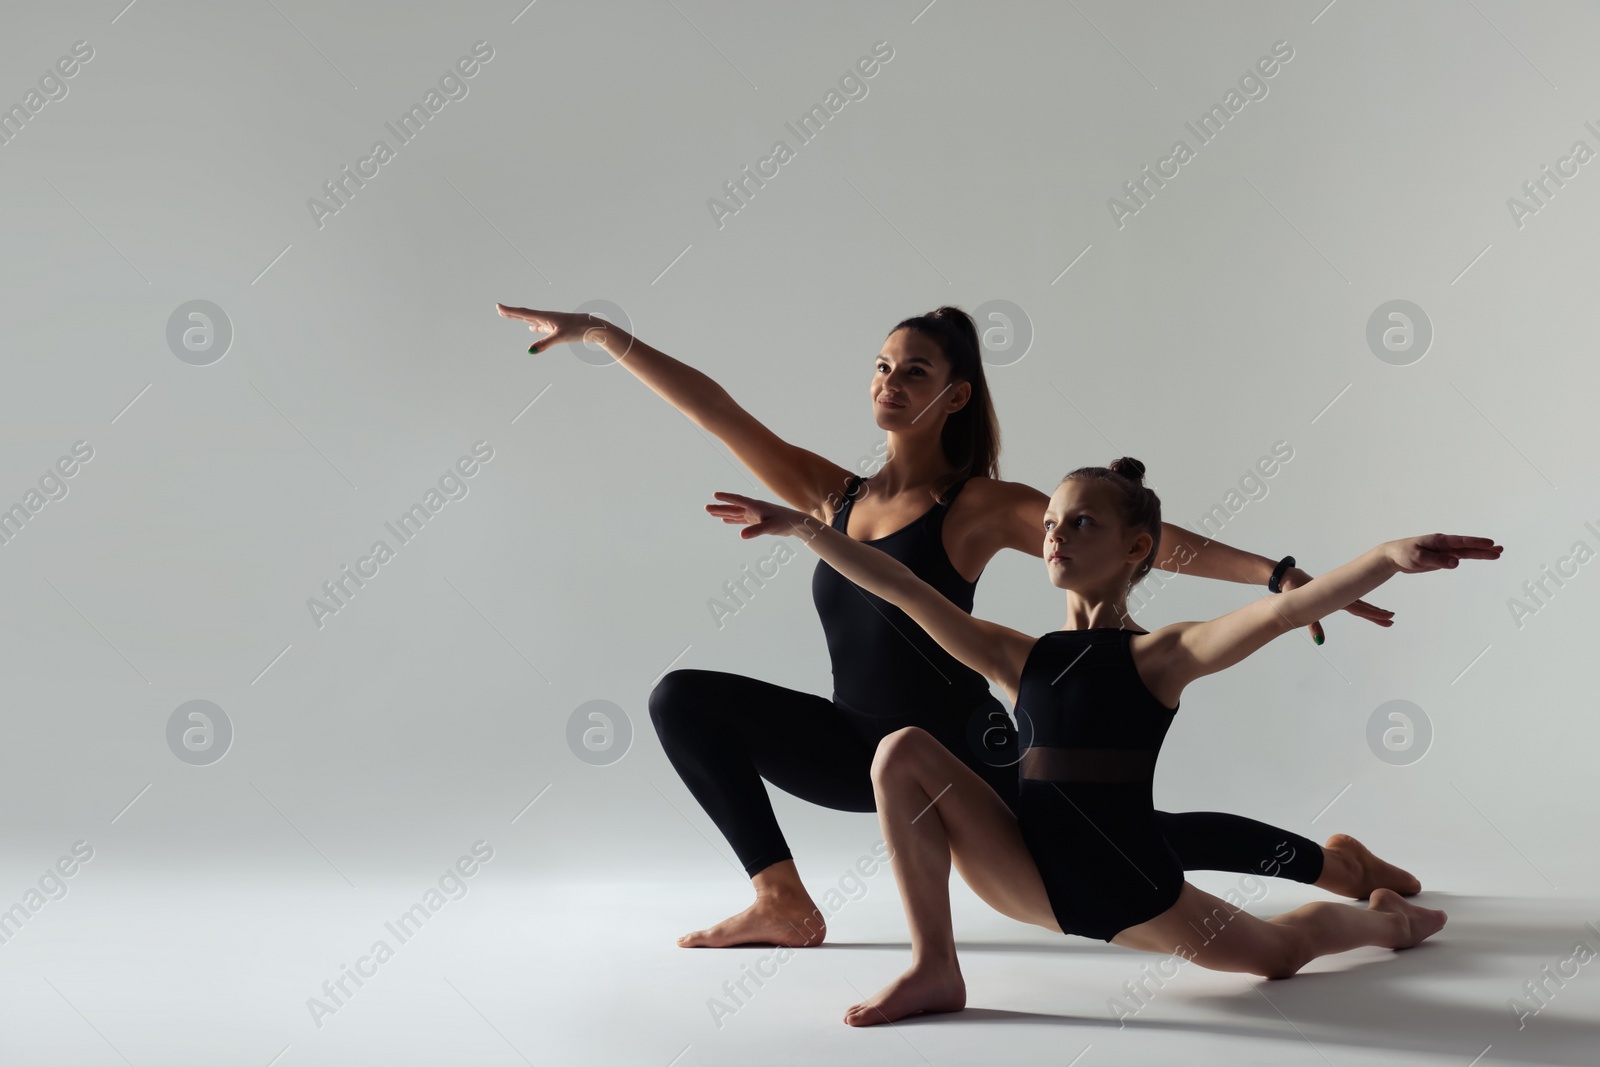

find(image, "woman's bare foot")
[1369,887,1448,948]
[677,892,826,948]
[843,960,966,1027]
[1316,834,1422,898]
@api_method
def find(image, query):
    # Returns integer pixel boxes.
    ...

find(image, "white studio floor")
[1,862,1597,1066]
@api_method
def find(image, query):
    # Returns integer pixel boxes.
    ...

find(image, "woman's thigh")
[881,728,1060,932]
[654,670,1015,817]
[664,669,881,813]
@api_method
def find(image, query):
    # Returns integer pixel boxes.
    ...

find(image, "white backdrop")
[0,2,1595,1064]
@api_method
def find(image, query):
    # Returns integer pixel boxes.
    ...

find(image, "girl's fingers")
[1440,534,1499,548]
[1428,534,1503,556]
[706,499,759,524]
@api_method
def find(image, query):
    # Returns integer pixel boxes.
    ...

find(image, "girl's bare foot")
[1317,834,1422,898]
[1369,887,1447,948]
[843,961,966,1027]
[677,892,826,948]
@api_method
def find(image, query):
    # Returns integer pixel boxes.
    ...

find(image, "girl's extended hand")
[706,492,817,539]
[493,305,616,353]
[1387,533,1504,574]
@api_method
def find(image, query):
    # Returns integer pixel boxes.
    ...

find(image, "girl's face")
[872,329,967,428]
[1042,479,1150,591]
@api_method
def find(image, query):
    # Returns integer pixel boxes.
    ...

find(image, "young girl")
[705,458,1501,1025]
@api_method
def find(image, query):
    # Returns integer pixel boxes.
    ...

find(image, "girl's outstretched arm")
[1151,533,1503,693]
[708,491,1038,702]
[989,479,1394,641]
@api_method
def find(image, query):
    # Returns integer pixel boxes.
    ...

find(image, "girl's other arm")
[990,479,1393,639]
[1150,533,1502,694]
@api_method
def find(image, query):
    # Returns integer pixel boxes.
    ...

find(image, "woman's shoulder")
[948,475,1050,555]
[814,470,868,525]
[958,474,1048,508]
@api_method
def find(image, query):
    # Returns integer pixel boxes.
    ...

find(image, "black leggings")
[648,668,1324,883]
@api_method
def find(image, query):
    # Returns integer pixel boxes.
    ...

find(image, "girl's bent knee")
[870,726,933,779]
[1253,933,1309,979]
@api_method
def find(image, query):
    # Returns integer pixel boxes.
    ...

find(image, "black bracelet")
[1268,555,1295,594]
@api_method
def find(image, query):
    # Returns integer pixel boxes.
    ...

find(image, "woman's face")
[1042,479,1150,591]
[872,328,967,428]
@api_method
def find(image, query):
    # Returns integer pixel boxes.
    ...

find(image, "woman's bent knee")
[648,668,712,731]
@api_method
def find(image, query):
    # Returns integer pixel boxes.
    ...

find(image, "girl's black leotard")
[1015,627,1186,941]
[649,472,1324,887]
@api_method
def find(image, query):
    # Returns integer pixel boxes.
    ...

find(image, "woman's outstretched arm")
[987,478,1394,641]
[1152,533,1503,694]
[707,491,1038,703]
[495,306,853,515]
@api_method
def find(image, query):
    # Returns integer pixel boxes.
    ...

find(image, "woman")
[705,460,1498,1024]
[495,302,1416,949]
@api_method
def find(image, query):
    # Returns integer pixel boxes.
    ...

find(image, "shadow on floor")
[838,893,1600,1065]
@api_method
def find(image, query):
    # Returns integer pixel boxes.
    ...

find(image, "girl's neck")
[1061,594,1134,632]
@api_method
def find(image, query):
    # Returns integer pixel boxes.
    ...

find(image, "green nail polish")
[1313,633,1323,645]
[528,343,538,354]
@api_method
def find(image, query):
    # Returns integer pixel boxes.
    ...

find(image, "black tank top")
[1013,627,1184,942]
[1015,628,1178,774]
[810,473,991,717]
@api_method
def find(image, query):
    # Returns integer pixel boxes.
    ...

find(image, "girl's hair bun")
[1107,456,1146,484]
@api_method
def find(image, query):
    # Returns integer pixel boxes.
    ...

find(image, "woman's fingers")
[1342,597,1396,623]
[496,304,568,351]
[494,303,544,323]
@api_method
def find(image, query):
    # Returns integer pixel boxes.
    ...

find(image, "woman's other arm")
[496,307,853,517]
[986,478,1395,641]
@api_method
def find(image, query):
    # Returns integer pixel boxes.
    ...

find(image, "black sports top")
[810,473,991,718]
[1016,627,1179,756]
[1013,627,1185,941]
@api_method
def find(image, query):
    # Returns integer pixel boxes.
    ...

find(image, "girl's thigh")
[882,727,1060,932]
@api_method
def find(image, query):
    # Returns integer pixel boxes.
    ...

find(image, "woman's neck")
[867,435,957,497]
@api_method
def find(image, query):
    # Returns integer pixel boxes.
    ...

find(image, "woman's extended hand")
[494,305,618,353]
[706,492,818,540]
[1278,566,1396,642]
[1386,533,1504,574]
